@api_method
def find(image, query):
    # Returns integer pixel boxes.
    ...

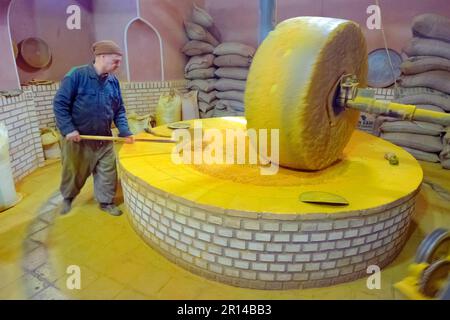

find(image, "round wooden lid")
[19,37,52,68]
[12,40,18,59]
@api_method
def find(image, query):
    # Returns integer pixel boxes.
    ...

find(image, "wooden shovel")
[79,135,176,143]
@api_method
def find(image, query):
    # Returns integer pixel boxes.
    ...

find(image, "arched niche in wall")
[0,0,20,90]
[124,18,164,82]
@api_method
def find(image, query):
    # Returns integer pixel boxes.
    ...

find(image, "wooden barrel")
[19,37,52,68]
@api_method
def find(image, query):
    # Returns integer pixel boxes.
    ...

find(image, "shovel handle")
[79,135,127,142]
[79,135,176,143]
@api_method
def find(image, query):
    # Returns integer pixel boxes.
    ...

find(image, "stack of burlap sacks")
[182,4,221,119]
[212,42,255,117]
[181,4,255,119]
[377,13,450,169]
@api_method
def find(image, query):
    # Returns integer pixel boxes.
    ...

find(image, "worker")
[53,40,134,216]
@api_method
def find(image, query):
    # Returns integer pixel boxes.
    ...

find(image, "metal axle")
[337,74,450,126]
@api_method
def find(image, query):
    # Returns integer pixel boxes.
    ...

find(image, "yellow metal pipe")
[348,96,450,126]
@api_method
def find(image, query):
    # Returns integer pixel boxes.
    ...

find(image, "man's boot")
[60,198,73,215]
[100,203,123,216]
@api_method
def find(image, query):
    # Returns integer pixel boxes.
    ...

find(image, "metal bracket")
[337,74,359,107]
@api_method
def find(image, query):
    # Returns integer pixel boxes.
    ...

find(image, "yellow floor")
[0,159,449,300]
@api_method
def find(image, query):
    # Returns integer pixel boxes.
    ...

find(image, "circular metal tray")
[368,48,402,88]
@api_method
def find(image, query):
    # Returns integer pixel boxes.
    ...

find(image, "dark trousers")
[60,140,117,204]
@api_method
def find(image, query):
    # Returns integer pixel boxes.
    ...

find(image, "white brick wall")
[21,80,188,130]
[121,80,188,116]
[0,93,45,182]
[0,80,187,182]
[120,167,417,290]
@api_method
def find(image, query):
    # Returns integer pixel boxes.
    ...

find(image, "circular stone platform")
[118,117,423,290]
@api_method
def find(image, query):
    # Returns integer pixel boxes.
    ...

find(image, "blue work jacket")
[53,64,132,137]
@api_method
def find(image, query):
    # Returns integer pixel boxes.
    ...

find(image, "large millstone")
[245,17,368,170]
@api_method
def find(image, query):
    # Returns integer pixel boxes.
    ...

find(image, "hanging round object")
[415,228,450,264]
[12,40,18,59]
[19,37,52,69]
[367,48,402,88]
[419,259,450,298]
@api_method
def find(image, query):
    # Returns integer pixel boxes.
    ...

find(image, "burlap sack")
[198,90,217,104]
[416,104,446,113]
[213,109,238,117]
[215,90,245,102]
[214,78,246,91]
[185,67,216,80]
[181,90,199,120]
[395,86,445,97]
[186,79,216,92]
[207,24,222,42]
[412,13,450,43]
[443,127,450,144]
[204,32,219,47]
[214,55,252,67]
[401,56,450,75]
[181,40,214,56]
[440,144,450,169]
[381,132,443,153]
[192,3,214,28]
[215,67,249,80]
[380,120,444,136]
[184,21,219,46]
[216,99,245,112]
[373,116,393,136]
[402,146,440,163]
[394,86,449,101]
[185,54,215,73]
[156,90,182,126]
[399,71,450,94]
[200,109,215,119]
[213,42,256,57]
[403,37,450,60]
[441,159,450,169]
[394,94,450,112]
[214,101,227,110]
[199,101,215,113]
[184,21,206,41]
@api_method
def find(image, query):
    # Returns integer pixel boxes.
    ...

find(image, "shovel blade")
[299,191,349,206]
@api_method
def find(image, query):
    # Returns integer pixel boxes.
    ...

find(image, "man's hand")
[66,130,81,142]
[124,135,135,144]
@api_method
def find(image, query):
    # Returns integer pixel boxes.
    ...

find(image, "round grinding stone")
[245,17,368,171]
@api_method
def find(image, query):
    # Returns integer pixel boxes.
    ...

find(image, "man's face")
[101,54,122,73]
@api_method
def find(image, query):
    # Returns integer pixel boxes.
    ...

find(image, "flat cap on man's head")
[92,40,123,56]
